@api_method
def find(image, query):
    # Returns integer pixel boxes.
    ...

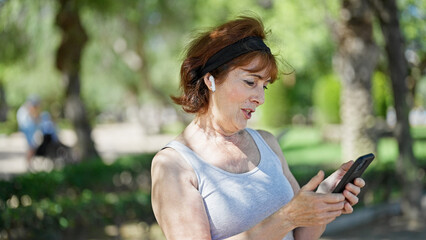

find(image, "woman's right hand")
[284,170,345,227]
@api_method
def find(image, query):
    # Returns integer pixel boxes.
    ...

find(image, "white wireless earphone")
[209,75,216,92]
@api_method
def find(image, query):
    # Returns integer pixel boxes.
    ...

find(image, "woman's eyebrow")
[244,72,270,79]
[248,73,263,79]
[246,73,271,82]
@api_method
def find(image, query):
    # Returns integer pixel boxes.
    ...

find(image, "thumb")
[302,170,324,192]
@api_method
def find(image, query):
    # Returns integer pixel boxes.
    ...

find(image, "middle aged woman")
[151,16,365,240]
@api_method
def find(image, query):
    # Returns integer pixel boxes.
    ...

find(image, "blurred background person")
[16,95,61,168]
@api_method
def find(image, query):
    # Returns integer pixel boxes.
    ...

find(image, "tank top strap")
[245,128,271,153]
[245,128,266,147]
[163,141,205,181]
[245,128,284,169]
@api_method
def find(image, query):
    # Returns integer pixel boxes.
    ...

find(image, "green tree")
[0,0,30,122]
[370,0,423,223]
[333,0,378,160]
[103,0,198,131]
[54,0,98,161]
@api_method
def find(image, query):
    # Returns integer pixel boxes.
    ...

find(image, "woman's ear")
[203,74,216,92]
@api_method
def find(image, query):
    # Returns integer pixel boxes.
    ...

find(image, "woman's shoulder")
[254,129,275,140]
[151,142,197,184]
[153,144,187,171]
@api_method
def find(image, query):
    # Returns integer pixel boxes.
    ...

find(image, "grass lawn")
[279,125,426,168]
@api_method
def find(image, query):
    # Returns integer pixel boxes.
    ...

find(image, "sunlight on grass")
[411,126,426,139]
[377,138,399,163]
[378,137,426,164]
[280,126,323,149]
[284,143,341,166]
[280,127,341,166]
[279,126,426,167]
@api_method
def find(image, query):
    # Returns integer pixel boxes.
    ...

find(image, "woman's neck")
[185,116,244,145]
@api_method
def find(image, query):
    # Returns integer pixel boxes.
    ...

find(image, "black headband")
[196,36,271,80]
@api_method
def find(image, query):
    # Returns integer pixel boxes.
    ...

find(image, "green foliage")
[0,0,31,65]
[1,0,63,109]
[312,74,341,125]
[416,76,426,107]
[0,153,155,238]
[399,0,426,53]
[260,81,291,127]
[0,0,343,126]
[311,71,395,125]
[1,191,152,239]
[0,0,424,132]
[372,71,393,117]
[0,108,18,134]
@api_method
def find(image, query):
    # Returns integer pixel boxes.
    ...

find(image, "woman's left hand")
[316,161,366,214]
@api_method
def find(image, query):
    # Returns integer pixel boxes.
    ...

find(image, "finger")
[317,210,343,225]
[343,190,359,206]
[326,201,345,211]
[340,160,354,172]
[342,201,353,214]
[320,193,345,203]
[332,160,354,178]
[345,183,361,196]
[354,178,366,188]
[302,170,325,192]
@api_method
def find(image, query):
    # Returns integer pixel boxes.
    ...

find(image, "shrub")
[0,153,155,239]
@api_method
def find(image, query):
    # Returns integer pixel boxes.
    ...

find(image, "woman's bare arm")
[151,148,212,240]
[258,130,340,239]
[259,130,365,240]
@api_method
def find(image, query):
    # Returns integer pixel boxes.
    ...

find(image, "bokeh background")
[0,0,425,239]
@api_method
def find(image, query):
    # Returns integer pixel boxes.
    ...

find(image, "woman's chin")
[236,120,248,130]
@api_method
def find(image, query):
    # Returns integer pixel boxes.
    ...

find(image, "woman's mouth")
[242,108,254,119]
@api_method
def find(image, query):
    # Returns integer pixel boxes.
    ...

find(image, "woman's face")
[207,56,271,134]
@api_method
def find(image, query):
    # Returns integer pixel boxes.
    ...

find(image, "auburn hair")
[172,16,278,114]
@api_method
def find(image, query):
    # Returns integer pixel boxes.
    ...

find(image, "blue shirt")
[17,104,58,149]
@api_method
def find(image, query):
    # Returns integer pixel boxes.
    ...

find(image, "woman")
[151,16,365,240]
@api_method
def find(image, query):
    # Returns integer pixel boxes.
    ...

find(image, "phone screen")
[332,153,375,193]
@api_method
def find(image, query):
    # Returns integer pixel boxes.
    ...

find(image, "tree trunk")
[369,0,423,223]
[0,79,7,122]
[334,0,378,160]
[55,0,98,161]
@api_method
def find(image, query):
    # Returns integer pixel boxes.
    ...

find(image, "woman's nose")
[251,87,265,106]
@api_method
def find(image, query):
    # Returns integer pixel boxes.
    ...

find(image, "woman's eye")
[244,80,255,86]
[263,85,268,90]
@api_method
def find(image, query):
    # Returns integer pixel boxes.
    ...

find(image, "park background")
[0,0,425,239]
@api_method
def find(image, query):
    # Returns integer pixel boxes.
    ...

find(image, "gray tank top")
[165,128,294,240]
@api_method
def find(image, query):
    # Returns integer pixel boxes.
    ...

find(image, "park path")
[0,122,175,179]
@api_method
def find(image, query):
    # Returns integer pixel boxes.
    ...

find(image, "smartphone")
[332,153,375,193]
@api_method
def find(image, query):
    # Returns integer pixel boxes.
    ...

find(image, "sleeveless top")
[164,128,295,240]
